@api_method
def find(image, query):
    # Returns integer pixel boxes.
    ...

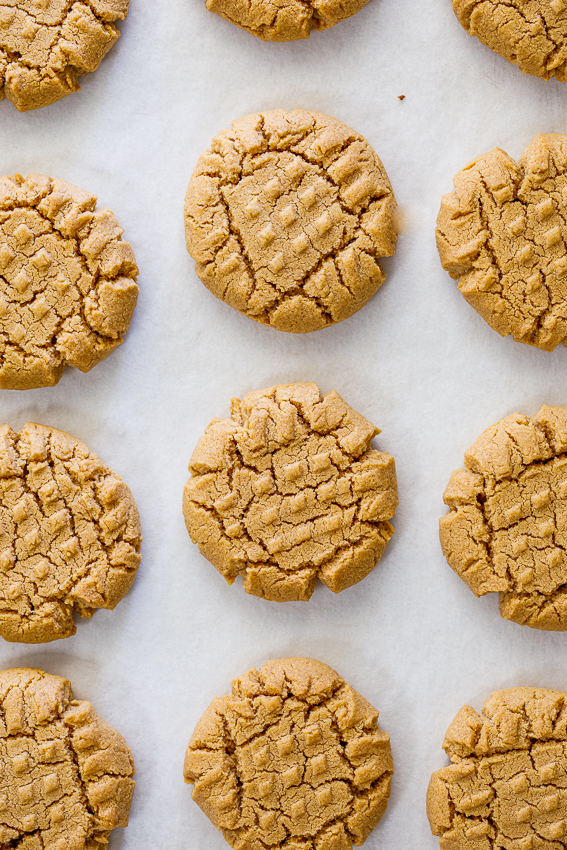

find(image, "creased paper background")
[2,0,567,847]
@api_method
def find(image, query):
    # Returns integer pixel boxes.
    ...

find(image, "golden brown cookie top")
[428,687,567,850]
[439,404,567,630]
[0,173,139,389]
[184,657,393,850]
[437,135,567,351]
[452,0,567,81]
[183,382,398,602]
[185,110,397,333]
[0,0,129,111]
[0,422,142,643]
[0,667,135,848]
[205,0,368,41]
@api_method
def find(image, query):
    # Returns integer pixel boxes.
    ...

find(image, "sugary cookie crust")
[437,135,567,351]
[184,657,393,850]
[427,687,567,850]
[439,404,567,630]
[185,110,397,334]
[183,382,398,602]
[0,422,142,643]
[0,173,138,389]
[0,0,129,112]
[0,667,135,849]
[452,0,567,81]
[206,0,368,42]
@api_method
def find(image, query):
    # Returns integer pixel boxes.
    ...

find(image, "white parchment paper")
[2,0,567,847]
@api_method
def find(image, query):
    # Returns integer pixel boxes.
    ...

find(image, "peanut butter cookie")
[0,0,129,112]
[205,0,368,41]
[184,657,393,850]
[439,404,567,630]
[0,422,142,643]
[0,667,135,848]
[428,687,567,850]
[437,135,567,351]
[452,0,567,81]
[185,110,397,333]
[0,173,138,389]
[183,382,398,602]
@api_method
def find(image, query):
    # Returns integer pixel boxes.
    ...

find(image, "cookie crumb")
[398,95,405,100]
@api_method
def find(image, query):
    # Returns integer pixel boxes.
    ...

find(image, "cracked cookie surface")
[184,657,393,850]
[427,687,567,850]
[0,0,129,112]
[0,667,135,850]
[439,404,567,630]
[0,422,142,643]
[185,110,397,334]
[437,135,567,351]
[0,172,138,389]
[205,0,368,41]
[183,382,397,602]
[452,0,567,80]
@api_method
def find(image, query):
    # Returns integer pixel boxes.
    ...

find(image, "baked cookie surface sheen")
[184,657,393,850]
[185,110,397,334]
[452,0,567,81]
[206,0,368,41]
[437,135,567,351]
[183,382,398,602]
[0,0,129,111]
[0,422,142,643]
[440,404,567,630]
[0,173,138,390]
[428,687,567,850]
[0,667,135,849]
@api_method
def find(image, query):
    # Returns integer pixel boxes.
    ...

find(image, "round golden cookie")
[0,422,142,643]
[427,687,567,850]
[437,134,567,351]
[452,0,567,81]
[205,0,368,41]
[184,109,397,333]
[439,404,567,631]
[0,0,129,112]
[183,382,398,602]
[184,657,393,850]
[0,173,139,389]
[0,667,135,848]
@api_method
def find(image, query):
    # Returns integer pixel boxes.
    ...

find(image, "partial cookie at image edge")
[440,404,567,630]
[0,422,142,643]
[451,0,567,81]
[205,0,369,42]
[0,0,130,112]
[0,667,135,847]
[428,687,567,850]
[0,172,139,390]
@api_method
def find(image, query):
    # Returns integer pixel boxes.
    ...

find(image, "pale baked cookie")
[206,0,368,41]
[0,0,129,112]
[0,667,135,848]
[439,404,567,630]
[428,687,567,850]
[0,422,142,643]
[0,173,138,389]
[452,0,567,81]
[185,110,397,333]
[183,382,398,602]
[184,657,393,850]
[437,135,567,351]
